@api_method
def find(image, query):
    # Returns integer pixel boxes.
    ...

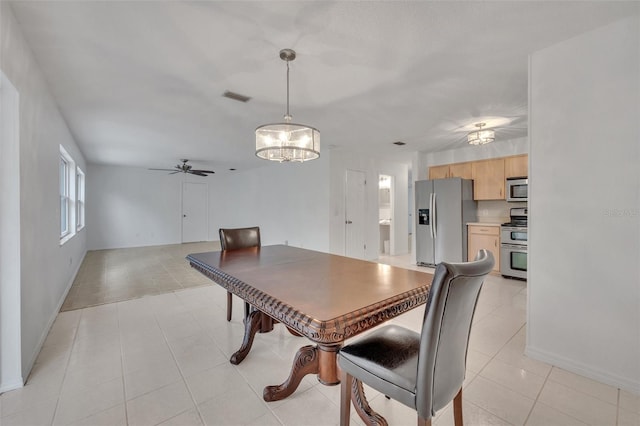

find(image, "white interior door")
[345,169,366,259]
[182,182,208,243]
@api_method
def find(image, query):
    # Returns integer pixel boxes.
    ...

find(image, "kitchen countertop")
[467,222,502,227]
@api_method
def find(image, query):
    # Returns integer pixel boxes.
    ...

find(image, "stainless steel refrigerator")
[415,178,477,267]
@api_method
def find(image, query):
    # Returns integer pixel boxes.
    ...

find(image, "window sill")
[60,232,75,246]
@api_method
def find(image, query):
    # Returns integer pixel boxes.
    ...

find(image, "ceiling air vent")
[223,91,251,103]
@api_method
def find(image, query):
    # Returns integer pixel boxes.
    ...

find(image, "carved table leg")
[317,344,341,385]
[352,378,388,426]
[260,314,274,333]
[263,345,319,401]
[230,310,262,365]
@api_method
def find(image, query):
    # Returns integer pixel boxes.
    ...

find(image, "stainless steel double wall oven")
[500,207,527,280]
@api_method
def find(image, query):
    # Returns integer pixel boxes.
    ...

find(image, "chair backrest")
[219,227,261,251]
[415,249,494,418]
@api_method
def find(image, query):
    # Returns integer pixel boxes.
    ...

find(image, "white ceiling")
[8,1,638,173]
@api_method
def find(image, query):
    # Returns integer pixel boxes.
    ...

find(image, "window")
[59,145,76,244]
[60,155,70,238]
[76,168,85,230]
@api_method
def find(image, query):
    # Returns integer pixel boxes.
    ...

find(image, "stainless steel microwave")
[506,177,528,202]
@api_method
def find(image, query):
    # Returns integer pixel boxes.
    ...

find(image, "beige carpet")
[61,241,220,311]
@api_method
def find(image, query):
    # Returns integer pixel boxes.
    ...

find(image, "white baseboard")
[526,345,640,394]
[0,378,24,393]
[21,249,86,382]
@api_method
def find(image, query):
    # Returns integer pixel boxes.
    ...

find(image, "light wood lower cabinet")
[468,225,500,273]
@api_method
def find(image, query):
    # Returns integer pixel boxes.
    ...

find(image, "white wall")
[87,164,183,249]
[89,148,412,262]
[208,155,331,251]
[0,71,22,391]
[1,2,87,384]
[329,149,409,259]
[88,154,332,252]
[528,16,640,392]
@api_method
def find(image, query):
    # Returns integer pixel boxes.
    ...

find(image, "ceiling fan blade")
[148,168,178,172]
[188,171,208,177]
[169,171,181,174]
[191,169,215,174]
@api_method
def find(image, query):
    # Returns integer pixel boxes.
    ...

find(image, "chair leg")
[340,370,352,426]
[453,388,463,426]
[417,416,431,426]
[226,291,232,322]
[351,378,388,426]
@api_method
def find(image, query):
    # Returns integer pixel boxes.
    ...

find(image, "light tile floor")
[1,245,638,426]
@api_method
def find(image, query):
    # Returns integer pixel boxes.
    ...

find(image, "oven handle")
[500,243,528,252]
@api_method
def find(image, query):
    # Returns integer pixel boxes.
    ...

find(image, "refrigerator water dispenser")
[418,209,430,225]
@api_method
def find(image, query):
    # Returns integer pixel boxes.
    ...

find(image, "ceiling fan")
[149,159,215,177]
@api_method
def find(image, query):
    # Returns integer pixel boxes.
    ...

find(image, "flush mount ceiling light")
[467,122,495,145]
[255,49,320,162]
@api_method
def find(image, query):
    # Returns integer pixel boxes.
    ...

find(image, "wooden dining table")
[186,245,433,402]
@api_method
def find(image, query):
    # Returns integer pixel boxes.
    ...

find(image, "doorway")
[345,169,366,259]
[182,182,208,243]
[378,174,395,256]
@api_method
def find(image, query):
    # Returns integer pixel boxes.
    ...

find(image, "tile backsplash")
[476,200,527,224]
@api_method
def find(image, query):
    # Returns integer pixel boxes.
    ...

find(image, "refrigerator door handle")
[429,193,434,239]
[432,192,437,240]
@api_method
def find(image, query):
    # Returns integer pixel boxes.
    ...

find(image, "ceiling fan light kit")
[467,122,495,145]
[255,49,320,162]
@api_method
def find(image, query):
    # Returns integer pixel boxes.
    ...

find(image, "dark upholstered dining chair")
[337,250,495,426]
[219,226,261,321]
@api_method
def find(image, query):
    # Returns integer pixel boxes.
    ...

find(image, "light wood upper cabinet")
[428,154,526,200]
[467,225,500,272]
[505,154,528,178]
[472,158,505,200]
[449,162,473,179]
[429,162,473,180]
[428,164,450,180]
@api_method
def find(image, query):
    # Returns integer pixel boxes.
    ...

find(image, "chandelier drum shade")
[467,122,495,145]
[255,49,320,162]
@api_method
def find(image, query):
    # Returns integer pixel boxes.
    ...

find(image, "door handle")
[183,214,187,218]
[428,193,434,239]
[432,193,437,240]
[346,220,353,224]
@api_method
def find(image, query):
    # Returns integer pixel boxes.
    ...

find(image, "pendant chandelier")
[255,49,320,162]
[467,122,495,145]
